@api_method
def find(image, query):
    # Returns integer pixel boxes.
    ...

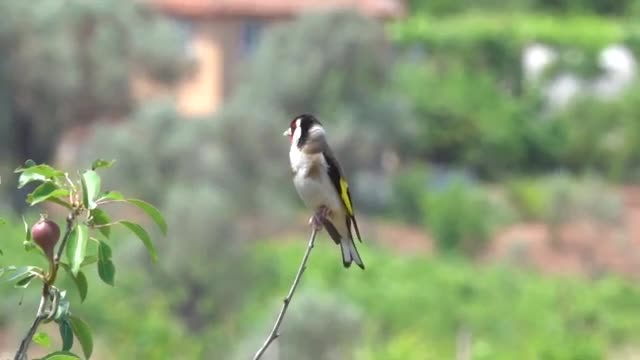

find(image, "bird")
[283,113,364,269]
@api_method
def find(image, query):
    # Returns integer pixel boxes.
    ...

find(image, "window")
[242,19,263,56]
[173,19,196,60]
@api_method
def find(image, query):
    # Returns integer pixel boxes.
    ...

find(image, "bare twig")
[253,227,319,360]
[14,213,76,360]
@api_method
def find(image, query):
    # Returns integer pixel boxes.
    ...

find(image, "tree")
[0,0,186,210]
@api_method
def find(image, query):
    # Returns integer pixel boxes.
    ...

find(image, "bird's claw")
[309,206,331,230]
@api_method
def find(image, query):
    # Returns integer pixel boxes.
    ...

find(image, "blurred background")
[2,0,640,359]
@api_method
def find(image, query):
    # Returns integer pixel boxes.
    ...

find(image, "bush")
[419,173,507,255]
[506,174,624,224]
[390,164,430,224]
[553,89,640,181]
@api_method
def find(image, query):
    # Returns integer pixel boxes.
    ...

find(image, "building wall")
[175,17,278,116]
[131,16,281,117]
[175,19,241,116]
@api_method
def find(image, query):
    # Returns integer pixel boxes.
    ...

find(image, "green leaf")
[74,271,88,302]
[97,190,124,202]
[15,274,36,288]
[66,224,89,276]
[119,221,157,262]
[33,331,52,348]
[69,315,93,359]
[89,208,111,239]
[96,240,115,286]
[3,266,41,282]
[23,216,31,242]
[0,217,5,225]
[80,256,98,267]
[97,258,115,286]
[91,159,116,170]
[98,240,112,261]
[61,264,89,303]
[27,182,70,206]
[46,197,73,209]
[126,199,167,235]
[81,170,101,210]
[40,351,80,359]
[16,164,64,189]
[58,319,74,351]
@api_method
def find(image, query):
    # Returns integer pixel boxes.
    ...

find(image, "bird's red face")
[284,114,320,147]
[283,118,301,144]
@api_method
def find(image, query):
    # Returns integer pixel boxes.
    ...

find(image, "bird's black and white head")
[283,114,325,149]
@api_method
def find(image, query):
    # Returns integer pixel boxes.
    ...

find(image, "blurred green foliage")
[422,178,505,256]
[388,11,640,181]
[390,167,625,255]
[391,13,633,51]
[506,174,624,224]
[6,208,640,359]
[0,0,186,211]
[259,242,640,360]
[408,0,640,16]
[552,89,640,181]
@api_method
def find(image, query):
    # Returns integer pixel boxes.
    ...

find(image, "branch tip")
[252,227,318,360]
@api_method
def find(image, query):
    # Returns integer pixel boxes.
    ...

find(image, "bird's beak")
[283,128,292,137]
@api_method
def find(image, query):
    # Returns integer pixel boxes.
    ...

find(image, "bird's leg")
[309,206,331,230]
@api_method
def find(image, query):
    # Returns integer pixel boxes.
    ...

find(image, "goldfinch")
[283,114,364,269]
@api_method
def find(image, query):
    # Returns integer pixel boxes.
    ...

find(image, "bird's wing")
[322,146,362,242]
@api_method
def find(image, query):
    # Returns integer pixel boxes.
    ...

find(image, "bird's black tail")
[323,219,365,270]
[340,237,365,270]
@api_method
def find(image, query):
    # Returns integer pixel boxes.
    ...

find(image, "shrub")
[505,174,624,224]
[421,175,506,255]
[390,164,430,224]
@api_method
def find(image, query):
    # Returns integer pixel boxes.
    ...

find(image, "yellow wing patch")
[339,178,354,215]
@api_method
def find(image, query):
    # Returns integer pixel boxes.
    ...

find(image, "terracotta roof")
[152,0,406,20]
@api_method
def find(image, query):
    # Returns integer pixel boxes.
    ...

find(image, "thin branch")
[55,214,77,266]
[14,213,76,360]
[14,294,47,360]
[47,213,76,286]
[253,227,319,360]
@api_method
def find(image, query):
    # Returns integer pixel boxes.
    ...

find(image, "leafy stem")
[49,213,77,284]
[11,159,164,359]
[14,211,77,360]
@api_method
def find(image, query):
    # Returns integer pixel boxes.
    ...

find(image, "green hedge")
[390,13,640,54]
[407,0,638,16]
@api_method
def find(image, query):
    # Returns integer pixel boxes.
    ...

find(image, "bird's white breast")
[289,145,343,213]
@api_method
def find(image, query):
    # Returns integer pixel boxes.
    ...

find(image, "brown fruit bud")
[31,218,60,260]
